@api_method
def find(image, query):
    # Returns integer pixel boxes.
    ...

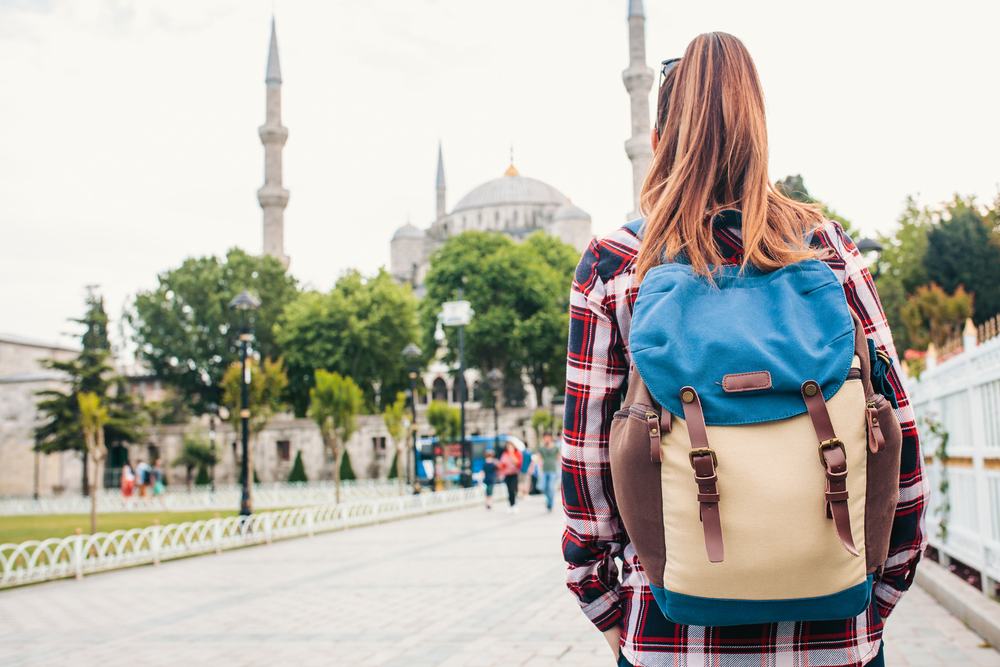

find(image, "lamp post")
[487,368,503,454]
[436,287,474,488]
[229,289,260,516]
[402,343,422,486]
[856,238,884,279]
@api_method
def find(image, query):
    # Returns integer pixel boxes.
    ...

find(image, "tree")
[195,466,211,485]
[340,449,357,481]
[421,231,577,406]
[276,269,419,417]
[532,409,556,441]
[221,357,288,505]
[924,196,1000,325]
[35,290,143,495]
[775,175,858,240]
[309,370,363,504]
[127,248,298,412]
[77,392,108,534]
[426,400,460,443]
[172,434,217,490]
[143,388,191,426]
[387,452,399,480]
[382,392,409,495]
[900,283,973,352]
[288,450,308,483]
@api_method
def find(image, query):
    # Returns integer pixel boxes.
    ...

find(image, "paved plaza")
[0,495,998,666]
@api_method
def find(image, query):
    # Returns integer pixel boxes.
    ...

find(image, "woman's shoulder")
[574,221,643,288]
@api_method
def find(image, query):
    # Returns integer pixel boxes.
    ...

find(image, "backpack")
[609,258,903,627]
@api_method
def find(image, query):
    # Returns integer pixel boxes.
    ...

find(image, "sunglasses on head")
[658,57,681,92]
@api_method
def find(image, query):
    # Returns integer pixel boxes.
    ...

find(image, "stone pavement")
[0,494,998,667]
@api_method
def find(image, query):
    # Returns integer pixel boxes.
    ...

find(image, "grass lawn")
[0,510,243,546]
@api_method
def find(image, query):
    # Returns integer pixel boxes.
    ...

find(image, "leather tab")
[867,402,886,453]
[647,413,662,463]
[803,381,860,558]
[722,371,772,393]
[680,386,724,563]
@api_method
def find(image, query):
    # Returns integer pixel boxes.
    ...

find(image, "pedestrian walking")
[561,32,927,667]
[498,442,521,513]
[120,461,135,506]
[538,433,560,512]
[481,449,497,509]
[135,459,151,501]
[152,458,165,497]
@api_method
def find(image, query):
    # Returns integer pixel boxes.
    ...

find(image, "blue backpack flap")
[630,260,855,426]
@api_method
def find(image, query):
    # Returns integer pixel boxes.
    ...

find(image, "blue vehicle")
[415,434,531,483]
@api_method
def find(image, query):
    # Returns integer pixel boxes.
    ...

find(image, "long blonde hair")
[636,32,825,282]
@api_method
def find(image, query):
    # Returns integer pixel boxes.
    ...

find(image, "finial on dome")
[505,143,519,176]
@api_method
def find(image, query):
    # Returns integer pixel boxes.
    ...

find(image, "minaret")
[257,18,290,269]
[623,0,654,221]
[435,142,446,220]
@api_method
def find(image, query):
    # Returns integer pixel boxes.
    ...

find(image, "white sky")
[3,0,999,350]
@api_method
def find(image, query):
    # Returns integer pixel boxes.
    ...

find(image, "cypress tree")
[339,449,357,481]
[195,465,211,486]
[387,451,398,479]
[288,450,308,483]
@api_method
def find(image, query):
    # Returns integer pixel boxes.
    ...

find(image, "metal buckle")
[689,447,718,469]
[818,438,845,467]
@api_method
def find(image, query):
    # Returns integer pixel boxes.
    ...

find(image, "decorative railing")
[0,480,410,515]
[0,487,483,589]
[909,328,1000,597]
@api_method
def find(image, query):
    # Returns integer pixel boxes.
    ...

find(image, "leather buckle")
[818,438,845,467]
[689,447,718,469]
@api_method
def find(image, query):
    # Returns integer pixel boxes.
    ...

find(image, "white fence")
[0,487,483,589]
[910,332,1000,596]
[0,480,409,515]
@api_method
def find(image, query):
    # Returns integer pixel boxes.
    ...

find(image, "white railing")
[910,332,1000,596]
[0,480,411,515]
[0,487,483,589]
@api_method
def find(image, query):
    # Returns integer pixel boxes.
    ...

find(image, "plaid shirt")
[561,216,928,667]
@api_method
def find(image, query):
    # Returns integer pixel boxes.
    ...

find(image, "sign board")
[441,300,474,326]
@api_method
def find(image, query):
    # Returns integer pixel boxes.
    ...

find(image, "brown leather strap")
[867,402,886,453]
[647,412,662,463]
[802,381,860,558]
[680,386,724,563]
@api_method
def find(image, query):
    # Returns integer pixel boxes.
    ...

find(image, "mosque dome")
[391,223,424,241]
[452,170,569,213]
[552,201,591,221]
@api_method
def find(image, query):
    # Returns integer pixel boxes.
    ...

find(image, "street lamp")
[437,288,474,488]
[856,237,884,279]
[487,368,503,455]
[402,343,422,486]
[229,289,260,516]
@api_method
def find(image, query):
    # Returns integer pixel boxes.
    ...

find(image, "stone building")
[0,334,82,496]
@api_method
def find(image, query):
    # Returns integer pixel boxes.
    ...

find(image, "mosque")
[257,0,655,281]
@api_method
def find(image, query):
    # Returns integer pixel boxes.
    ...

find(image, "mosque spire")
[257,16,290,268]
[436,142,446,220]
[623,0,653,220]
[504,143,519,176]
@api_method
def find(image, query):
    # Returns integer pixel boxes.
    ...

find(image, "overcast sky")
[3,0,999,350]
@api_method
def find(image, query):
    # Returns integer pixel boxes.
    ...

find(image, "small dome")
[392,223,424,241]
[552,201,591,221]
[453,175,568,213]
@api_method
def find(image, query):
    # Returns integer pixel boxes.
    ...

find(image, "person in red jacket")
[497,442,522,514]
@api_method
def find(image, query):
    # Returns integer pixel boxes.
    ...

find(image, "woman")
[120,461,135,506]
[498,442,522,513]
[561,33,927,667]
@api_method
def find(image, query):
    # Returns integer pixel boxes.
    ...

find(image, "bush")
[340,449,357,481]
[195,465,210,486]
[387,451,398,479]
[288,451,308,483]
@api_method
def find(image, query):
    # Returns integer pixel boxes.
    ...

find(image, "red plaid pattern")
[561,217,928,667]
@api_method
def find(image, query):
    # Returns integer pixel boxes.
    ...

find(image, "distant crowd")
[119,458,165,504]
